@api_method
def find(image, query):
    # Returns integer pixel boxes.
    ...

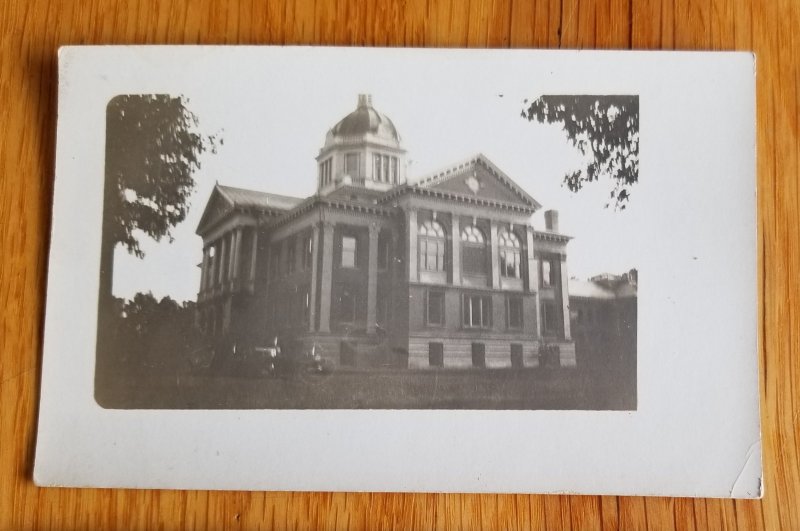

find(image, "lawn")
[97,365,636,411]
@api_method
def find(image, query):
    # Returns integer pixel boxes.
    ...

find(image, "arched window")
[461,225,487,275]
[461,225,485,244]
[499,229,521,278]
[419,220,446,272]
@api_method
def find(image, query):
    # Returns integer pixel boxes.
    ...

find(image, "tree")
[522,95,639,210]
[113,292,197,370]
[96,95,217,396]
[98,94,218,301]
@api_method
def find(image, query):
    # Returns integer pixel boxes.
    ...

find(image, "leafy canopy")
[105,94,219,257]
[522,95,639,210]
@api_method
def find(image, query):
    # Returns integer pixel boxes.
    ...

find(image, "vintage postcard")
[35,46,760,497]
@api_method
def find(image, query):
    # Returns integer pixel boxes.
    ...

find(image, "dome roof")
[329,94,401,143]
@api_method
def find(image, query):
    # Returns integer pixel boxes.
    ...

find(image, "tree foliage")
[111,292,197,369]
[522,95,639,210]
[105,94,219,257]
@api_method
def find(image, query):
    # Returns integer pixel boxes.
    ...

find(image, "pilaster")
[490,220,500,288]
[406,209,418,282]
[560,256,571,341]
[218,236,228,285]
[308,224,320,332]
[366,224,379,334]
[249,228,258,287]
[451,214,461,285]
[526,226,541,338]
[318,222,335,333]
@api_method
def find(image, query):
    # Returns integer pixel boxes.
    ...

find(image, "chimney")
[357,94,372,108]
[544,210,559,232]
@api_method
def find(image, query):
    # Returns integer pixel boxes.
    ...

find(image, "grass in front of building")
[96,363,636,411]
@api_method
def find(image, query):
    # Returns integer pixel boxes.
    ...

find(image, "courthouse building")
[195,95,576,368]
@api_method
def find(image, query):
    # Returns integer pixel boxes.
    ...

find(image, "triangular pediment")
[196,185,235,235]
[414,154,541,211]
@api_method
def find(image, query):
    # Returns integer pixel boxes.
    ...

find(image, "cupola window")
[374,153,399,184]
[319,158,332,187]
[345,153,360,178]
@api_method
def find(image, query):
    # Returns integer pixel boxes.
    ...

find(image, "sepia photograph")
[94,84,639,410]
[35,48,758,496]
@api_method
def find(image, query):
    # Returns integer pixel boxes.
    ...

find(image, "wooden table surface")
[1,0,797,529]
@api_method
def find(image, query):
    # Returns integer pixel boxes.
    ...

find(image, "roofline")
[532,229,572,242]
[569,292,638,300]
[195,185,230,235]
[379,183,538,215]
[266,195,399,230]
[216,183,305,206]
[412,153,543,211]
[196,183,299,237]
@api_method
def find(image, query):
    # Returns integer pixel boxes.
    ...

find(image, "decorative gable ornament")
[465,175,483,194]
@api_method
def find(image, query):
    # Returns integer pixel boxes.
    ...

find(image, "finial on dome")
[357,94,372,108]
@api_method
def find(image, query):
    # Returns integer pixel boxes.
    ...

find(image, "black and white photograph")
[95,85,639,410]
[35,48,759,496]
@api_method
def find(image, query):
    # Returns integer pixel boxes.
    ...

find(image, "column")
[249,228,259,284]
[406,209,418,282]
[366,224,379,334]
[451,214,461,285]
[308,224,320,332]
[526,226,541,337]
[232,228,242,281]
[199,247,208,293]
[560,255,571,341]
[318,222,335,333]
[489,220,501,288]
[209,242,217,288]
[218,236,228,285]
[228,230,238,282]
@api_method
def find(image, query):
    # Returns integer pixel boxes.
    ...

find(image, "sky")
[112,50,641,302]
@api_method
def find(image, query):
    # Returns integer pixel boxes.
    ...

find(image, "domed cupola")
[316,94,407,196]
[329,94,401,145]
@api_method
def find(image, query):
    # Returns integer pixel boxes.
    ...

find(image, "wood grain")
[1,0,796,528]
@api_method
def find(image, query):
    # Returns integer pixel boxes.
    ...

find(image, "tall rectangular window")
[542,259,557,287]
[506,296,523,329]
[463,294,492,328]
[345,153,360,177]
[391,157,398,183]
[500,249,521,278]
[426,290,445,326]
[319,159,332,187]
[341,235,357,268]
[374,153,383,182]
[542,301,559,335]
